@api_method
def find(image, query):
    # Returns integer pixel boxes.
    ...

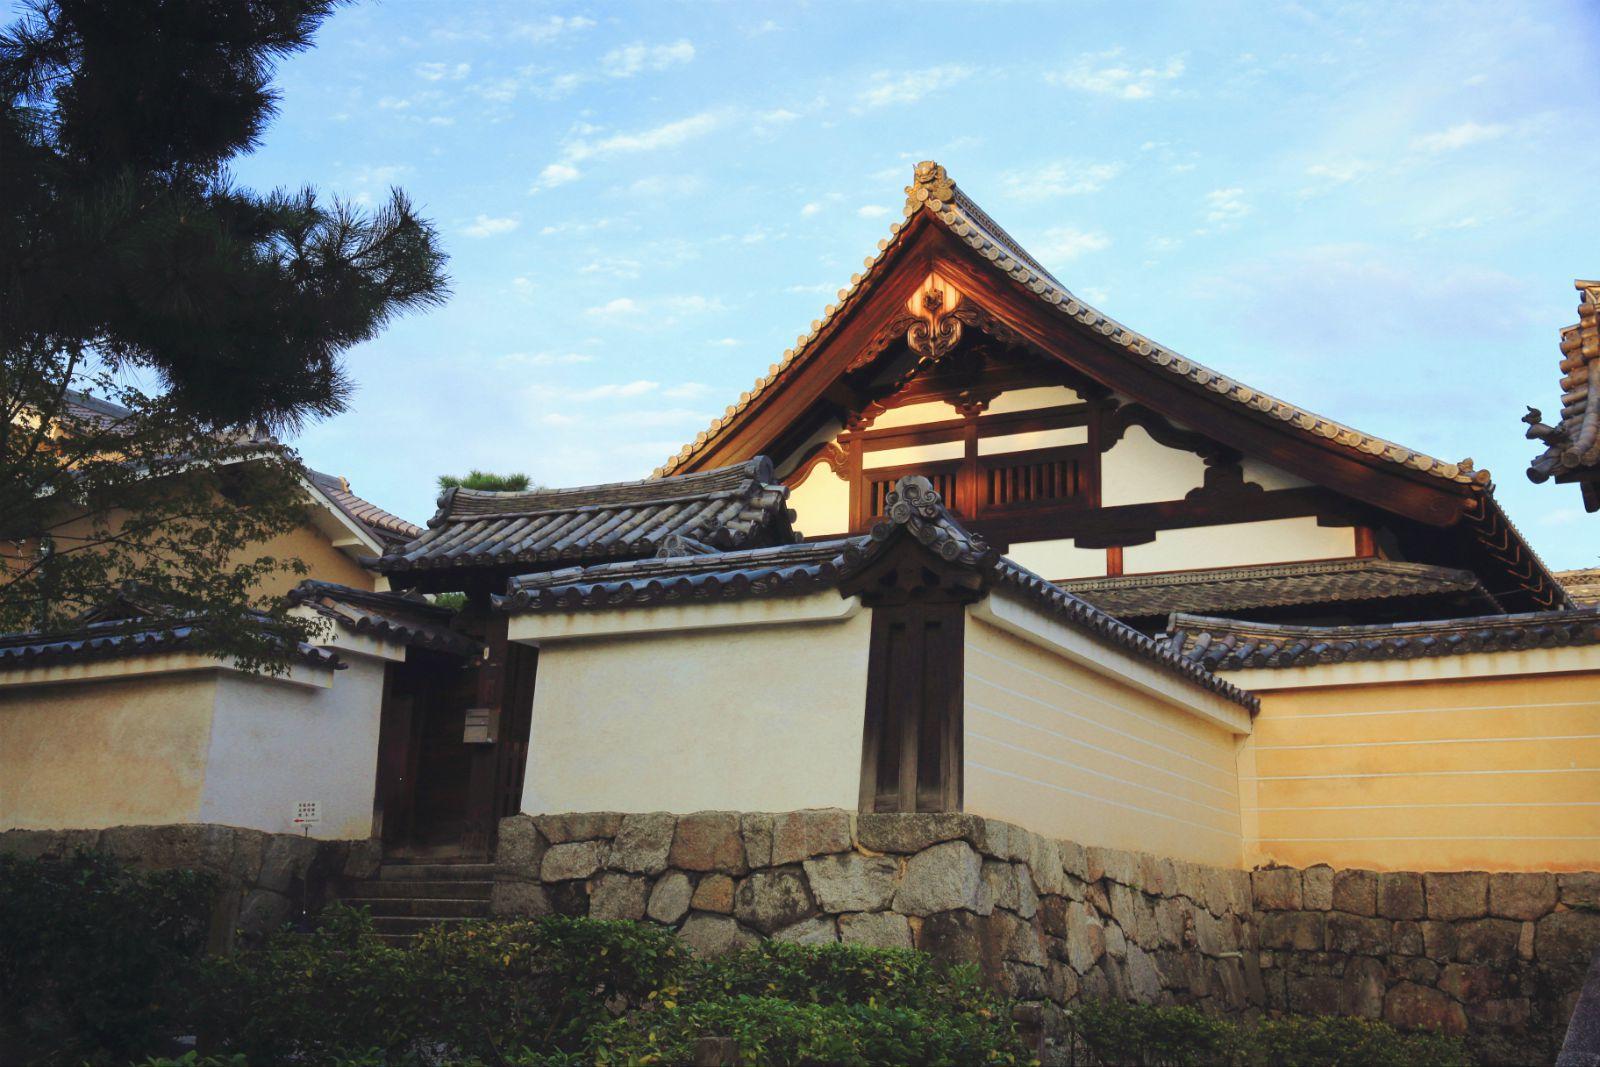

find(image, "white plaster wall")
[521,606,872,814]
[202,654,386,839]
[978,427,1089,456]
[986,386,1083,414]
[1005,538,1108,580]
[787,465,851,538]
[862,440,965,470]
[1100,426,1209,506]
[871,400,962,429]
[1240,457,1311,491]
[1123,517,1355,573]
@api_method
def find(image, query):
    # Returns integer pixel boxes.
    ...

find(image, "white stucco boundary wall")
[971,591,1254,736]
[1227,643,1600,692]
[509,592,872,815]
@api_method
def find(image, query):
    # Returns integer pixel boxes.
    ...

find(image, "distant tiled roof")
[1527,282,1600,508]
[660,162,1489,489]
[60,389,134,427]
[380,458,794,575]
[307,470,422,548]
[1557,567,1600,606]
[1058,559,1493,619]
[288,580,480,657]
[1162,607,1600,672]
[496,474,1256,711]
[0,587,339,672]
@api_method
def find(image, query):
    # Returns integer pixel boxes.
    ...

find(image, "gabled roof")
[0,585,339,673]
[1058,559,1495,621]
[1163,607,1600,672]
[379,457,794,577]
[307,470,422,549]
[659,161,1488,490]
[495,473,1256,710]
[1557,567,1600,606]
[287,580,480,657]
[1526,281,1600,509]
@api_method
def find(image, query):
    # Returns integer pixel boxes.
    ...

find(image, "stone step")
[377,862,497,881]
[343,897,491,919]
[342,878,494,900]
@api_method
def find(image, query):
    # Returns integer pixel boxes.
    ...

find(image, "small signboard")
[463,706,498,744]
[292,800,322,826]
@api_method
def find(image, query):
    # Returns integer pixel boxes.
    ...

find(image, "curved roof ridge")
[658,162,1489,490]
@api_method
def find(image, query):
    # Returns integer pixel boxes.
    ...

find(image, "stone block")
[1200,867,1234,917]
[534,812,623,844]
[590,873,650,921]
[774,915,839,945]
[1154,896,1186,949]
[546,881,590,916]
[1537,909,1600,965]
[1048,960,1083,1004]
[1488,872,1557,921]
[609,813,676,875]
[678,913,757,957]
[1333,869,1378,916]
[1087,846,1137,887]
[0,830,61,860]
[1347,956,1386,1019]
[1124,944,1162,1001]
[1393,920,1423,956]
[1288,974,1348,1017]
[984,861,1039,919]
[839,911,913,950]
[1137,853,1169,897]
[1065,902,1105,974]
[1468,997,1531,1029]
[1518,921,1535,961]
[1302,866,1334,911]
[1454,918,1520,966]
[1425,871,1487,921]
[1560,872,1600,909]
[855,812,985,854]
[1028,836,1069,897]
[1252,867,1302,911]
[1105,923,1128,960]
[1326,912,1390,956]
[495,815,545,877]
[892,840,990,917]
[669,812,747,873]
[692,873,735,914]
[1002,961,1049,1001]
[646,871,692,925]
[256,834,318,893]
[541,840,605,882]
[1260,911,1323,952]
[1384,982,1469,1035]
[1377,872,1425,920]
[733,868,817,935]
[229,830,266,883]
[770,809,852,866]
[979,820,1031,862]
[490,880,550,918]
[739,813,774,868]
[803,852,898,913]
[1038,896,1069,939]
[1420,920,1457,960]
[1439,962,1506,1003]
[1060,840,1088,881]
[341,839,382,882]
[238,889,292,938]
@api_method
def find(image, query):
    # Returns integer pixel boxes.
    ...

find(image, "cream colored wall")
[1123,518,1355,573]
[1243,667,1600,872]
[519,599,872,815]
[203,653,386,839]
[1101,426,1208,506]
[963,614,1245,867]
[0,674,215,829]
[1005,538,1108,580]
[787,464,851,538]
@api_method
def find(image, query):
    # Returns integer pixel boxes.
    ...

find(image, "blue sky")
[215,2,1598,566]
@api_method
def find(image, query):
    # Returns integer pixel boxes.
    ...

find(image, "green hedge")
[0,851,216,1065]
[1063,998,1472,1066]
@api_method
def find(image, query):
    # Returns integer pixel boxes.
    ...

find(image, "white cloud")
[1204,187,1250,224]
[575,380,659,400]
[1046,50,1184,99]
[561,110,727,165]
[785,282,834,294]
[857,205,890,219]
[660,294,726,315]
[415,61,470,81]
[1001,161,1125,199]
[578,256,643,279]
[627,173,706,198]
[800,202,823,217]
[585,297,641,320]
[513,15,596,42]
[500,351,595,367]
[533,162,582,190]
[664,382,713,398]
[708,339,740,348]
[602,39,695,78]
[1411,121,1509,154]
[462,214,520,238]
[856,65,973,109]
[1034,227,1111,263]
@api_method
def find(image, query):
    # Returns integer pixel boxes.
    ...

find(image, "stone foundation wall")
[0,824,376,948]
[494,810,1599,1062]
[1252,864,1600,1062]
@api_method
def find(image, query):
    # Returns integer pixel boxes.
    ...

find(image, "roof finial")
[906,161,956,210]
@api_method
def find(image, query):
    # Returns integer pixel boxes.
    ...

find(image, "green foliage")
[430,590,468,612]
[0,850,216,1065]
[1062,998,1473,1067]
[693,939,996,1013]
[438,470,536,492]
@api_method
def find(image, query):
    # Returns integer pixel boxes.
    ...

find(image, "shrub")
[692,939,995,1012]
[1061,999,1473,1066]
[0,850,216,1065]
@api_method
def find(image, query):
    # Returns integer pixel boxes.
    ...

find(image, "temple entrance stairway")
[338,855,494,944]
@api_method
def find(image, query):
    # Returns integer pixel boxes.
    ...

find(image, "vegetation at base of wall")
[1063,997,1473,1066]
[192,907,1026,1065]
[0,851,216,1065]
